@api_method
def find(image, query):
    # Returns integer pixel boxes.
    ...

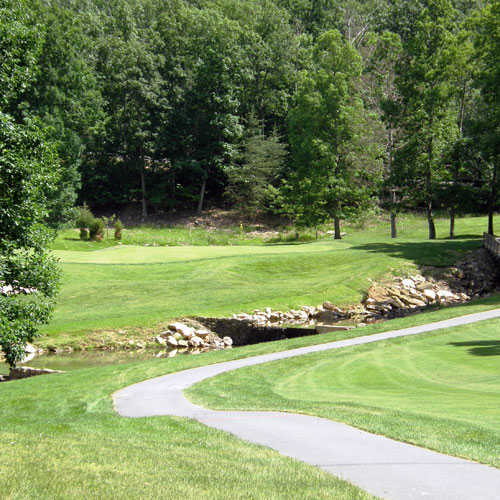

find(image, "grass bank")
[41,214,493,346]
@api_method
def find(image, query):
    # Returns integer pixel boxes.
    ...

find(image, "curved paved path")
[114,309,500,500]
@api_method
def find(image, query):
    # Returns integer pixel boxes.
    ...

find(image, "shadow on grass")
[449,340,500,356]
[349,237,482,267]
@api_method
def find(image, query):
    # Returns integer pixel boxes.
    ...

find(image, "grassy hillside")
[42,214,492,343]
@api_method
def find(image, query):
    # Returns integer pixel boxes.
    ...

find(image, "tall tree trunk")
[426,134,436,240]
[427,200,436,240]
[390,208,397,239]
[197,177,207,214]
[388,126,397,239]
[449,206,455,239]
[488,163,497,236]
[140,164,148,220]
[334,216,341,240]
[450,81,467,240]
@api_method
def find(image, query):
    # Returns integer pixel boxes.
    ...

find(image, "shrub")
[114,219,124,240]
[89,218,105,241]
[75,205,95,240]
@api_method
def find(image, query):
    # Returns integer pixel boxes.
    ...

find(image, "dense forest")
[2,0,500,239]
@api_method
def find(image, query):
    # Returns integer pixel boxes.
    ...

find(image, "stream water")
[0,348,193,374]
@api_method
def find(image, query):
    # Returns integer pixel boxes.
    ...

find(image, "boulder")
[9,366,64,379]
[437,289,455,300]
[155,336,167,345]
[422,289,436,301]
[401,278,415,289]
[195,329,211,338]
[177,324,196,339]
[168,322,185,332]
[189,336,203,347]
[166,335,178,347]
[177,339,189,348]
[223,336,233,346]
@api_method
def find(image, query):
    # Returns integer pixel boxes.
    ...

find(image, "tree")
[475,0,500,235]
[93,0,168,220]
[393,0,459,239]
[0,115,61,368]
[286,30,381,236]
[366,30,403,238]
[225,112,287,213]
[0,0,62,368]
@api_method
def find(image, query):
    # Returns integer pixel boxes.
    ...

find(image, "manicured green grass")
[3,298,500,498]
[188,313,500,468]
[3,326,403,500]
[43,214,491,342]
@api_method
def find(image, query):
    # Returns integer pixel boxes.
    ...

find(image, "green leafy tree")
[0,0,63,368]
[286,30,380,236]
[366,30,403,237]
[393,0,459,239]
[226,112,287,213]
[0,115,61,368]
[475,0,500,235]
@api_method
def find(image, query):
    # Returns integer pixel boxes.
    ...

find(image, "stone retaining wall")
[195,317,317,346]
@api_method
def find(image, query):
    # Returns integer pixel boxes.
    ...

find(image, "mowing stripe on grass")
[114,308,500,500]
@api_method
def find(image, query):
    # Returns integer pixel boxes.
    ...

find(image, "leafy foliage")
[0,115,61,367]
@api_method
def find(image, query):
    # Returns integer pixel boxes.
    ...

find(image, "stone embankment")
[154,320,233,354]
[228,249,500,328]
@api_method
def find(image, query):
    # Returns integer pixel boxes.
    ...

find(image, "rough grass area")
[41,214,493,345]
[188,313,500,469]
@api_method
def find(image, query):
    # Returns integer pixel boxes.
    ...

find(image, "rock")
[399,295,427,307]
[437,289,455,300]
[24,343,36,354]
[189,336,203,347]
[195,329,211,338]
[155,336,167,345]
[177,339,189,348]
[401,278,415,289]
[367,285,390,302]
[422,289,436,301]
[168,322,185,332]
[322,301,338,311]
[9,366,64,379]
[223,336,233,346]
[177,324,196,339]
[19,343,37,364]
[166,335,178,347]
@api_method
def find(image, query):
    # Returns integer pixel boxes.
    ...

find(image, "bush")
[114,219,124,240]
[75,205,95,240]
[89,218,105,241]
[79,228,89,240]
